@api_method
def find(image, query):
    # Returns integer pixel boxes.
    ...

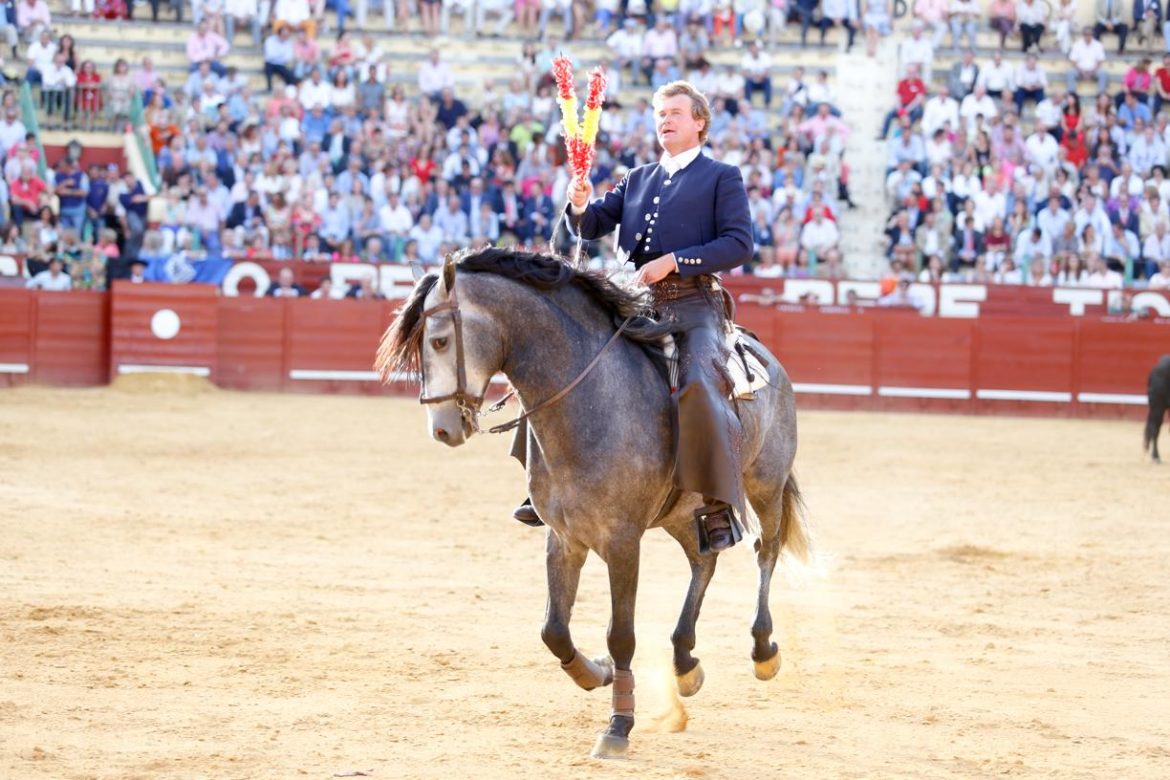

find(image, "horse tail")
[779,474,812,565]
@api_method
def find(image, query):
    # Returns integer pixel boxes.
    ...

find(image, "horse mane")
[376,247,672,383]
[376,272,438,382]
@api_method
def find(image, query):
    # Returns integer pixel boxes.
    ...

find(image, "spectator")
[988,0,1016,49]
[26,256,70,290]
[949,0,980,52]
[1013,52,1047,113]
[641,16,678,83]
[862,0,893,58]
[1067,28,1109,95]
[15,0,50,42]
[948,48,979,99]
[977,49,1013,101]
[1017,0,1047,52]
[24,28,54,87]
[418,48,453,99]
[268,266,305,297]
[224,0,260,45]
[740,40,772,108]
[914,0,949,49]
[1052,0,1078,52]
[921,84,958,138]
[272,0,317,39]
[55,157,87,232]
[187,18,230,77]
[879,63,927,140]
[263,26,297,92]
[900,20,935,83]
[820,0,859,51]
[1093,0,1128,54]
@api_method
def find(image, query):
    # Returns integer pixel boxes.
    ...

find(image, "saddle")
[661,330,770,401]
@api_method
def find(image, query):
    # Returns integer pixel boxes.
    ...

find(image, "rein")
[417,277,634,435]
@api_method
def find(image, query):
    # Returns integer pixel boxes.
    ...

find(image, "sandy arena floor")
[1,382,1168,779]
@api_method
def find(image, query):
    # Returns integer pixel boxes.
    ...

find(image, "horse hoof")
[676,662,705,698]
[753,644,781,681]
[591,732,629,760]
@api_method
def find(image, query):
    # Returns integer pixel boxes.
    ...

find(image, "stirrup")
[694,503,743,555]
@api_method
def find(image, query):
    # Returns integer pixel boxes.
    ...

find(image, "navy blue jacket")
[566,152,753,279]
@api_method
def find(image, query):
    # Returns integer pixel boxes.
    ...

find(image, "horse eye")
[431,337,449,351]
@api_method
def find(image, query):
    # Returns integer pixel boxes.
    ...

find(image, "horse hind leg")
[665,522,718,698]
[747,473,807,681]
[543,532,613,691]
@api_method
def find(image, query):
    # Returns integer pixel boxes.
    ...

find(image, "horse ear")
[441,254,456,295]
[410,262,426,282]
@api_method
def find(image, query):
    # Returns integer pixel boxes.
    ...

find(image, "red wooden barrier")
[1,286,1164,422]
[109,282,218,381]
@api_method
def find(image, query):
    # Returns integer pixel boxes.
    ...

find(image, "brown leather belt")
[650,273,720,304]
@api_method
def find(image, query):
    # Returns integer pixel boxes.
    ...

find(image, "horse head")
[377,253,504,447]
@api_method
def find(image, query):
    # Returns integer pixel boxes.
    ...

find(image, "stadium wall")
[1,283,1163,420]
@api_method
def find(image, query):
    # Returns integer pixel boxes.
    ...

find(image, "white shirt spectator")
[1147,264,1170,288]
[379,200,413,235]
[606,25,644,60]
[1110,172,1145,200]
[1142,232,1170,264]
[1014,232,1051,264]
[960,92,998,123]
[1017,0,1047,26]
[800,216,840,252]
[973,188,1007,228]
[1069,36,1106,73]
[26,268,71,290]
[273,0,310,26]
[740,49,772,81]
[1034,96,1063,128]
[1025,131,1059,170]
[921,94,959,137]
[899,34,934,75]
[1036,204,1070,241]
[1085,268,1123,288]
[418,57,454,95]
[1014,62,1047,90]
[1129,132,1168,175]
[298,77,331,110]
[0,116,26,152]
[42,61,76,89]
[26,37,56,73]
[977,58,1014,92]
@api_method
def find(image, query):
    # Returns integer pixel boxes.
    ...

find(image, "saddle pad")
[662,334,768,400]
[725,333,769,400]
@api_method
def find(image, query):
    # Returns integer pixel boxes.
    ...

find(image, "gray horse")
[377,248,810,759]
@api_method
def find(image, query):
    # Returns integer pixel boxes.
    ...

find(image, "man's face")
[654,93,703,152]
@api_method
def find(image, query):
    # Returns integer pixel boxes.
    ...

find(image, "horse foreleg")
[591,542,640,760]
[665,524,717,697]
[543,530,613,690]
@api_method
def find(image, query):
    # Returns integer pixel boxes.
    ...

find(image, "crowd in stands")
[9,0,1170,300]
[877,2,1170,292]
[13,0,867,297]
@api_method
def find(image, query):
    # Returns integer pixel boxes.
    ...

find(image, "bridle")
[416,272,635,436]
[418,278,485,433]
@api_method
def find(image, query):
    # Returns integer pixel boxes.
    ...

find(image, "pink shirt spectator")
[1124,67,1153,93]
[187,31,230,64]
[642,25,678,60]
[16,0,50,30]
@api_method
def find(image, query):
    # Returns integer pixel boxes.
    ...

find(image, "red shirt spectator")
[1062,130,1089,168]
[10,170,46,211]
[895,76,927,109]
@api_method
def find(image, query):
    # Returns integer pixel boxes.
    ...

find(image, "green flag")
[18,82,47,180]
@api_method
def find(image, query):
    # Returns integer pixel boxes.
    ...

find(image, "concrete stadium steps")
[839,38,899,280]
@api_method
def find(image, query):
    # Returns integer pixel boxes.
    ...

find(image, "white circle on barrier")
[151,309,182,340]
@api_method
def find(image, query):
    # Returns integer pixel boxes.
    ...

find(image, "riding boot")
[513,497,545,527]
[694,501,742,555]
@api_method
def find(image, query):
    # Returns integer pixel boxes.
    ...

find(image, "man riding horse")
[512,80,753,554]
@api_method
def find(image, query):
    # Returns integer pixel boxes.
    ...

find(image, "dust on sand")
[1,386,1168,779]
